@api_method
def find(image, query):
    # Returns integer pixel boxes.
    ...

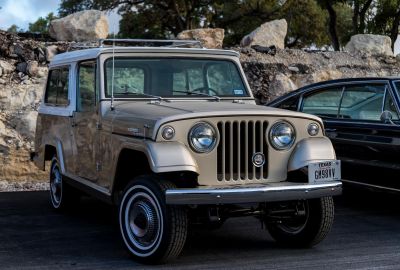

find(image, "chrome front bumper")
[165,181,342,205]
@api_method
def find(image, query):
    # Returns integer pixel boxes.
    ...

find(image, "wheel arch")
[111,144,199,204]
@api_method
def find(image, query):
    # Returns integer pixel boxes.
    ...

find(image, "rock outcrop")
[177,28,225,49]
[241,19,287,49]
[49,10,109,42]
[240,47,400,103]
[345,34,394,56]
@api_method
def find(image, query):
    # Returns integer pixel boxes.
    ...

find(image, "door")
[300,82,400,190]
[72,60,99,181]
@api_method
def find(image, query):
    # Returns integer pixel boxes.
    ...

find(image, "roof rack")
[98,39,203,48]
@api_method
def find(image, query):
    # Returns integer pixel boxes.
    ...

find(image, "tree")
[211,0,284,46]
[351,0,374,34]
[317,0,343,51]
[28,13,57,34]
[59,0,93,17]
[335,2,353,46]
[7,24,20,33]
[372,0,400,50]
[281,0,330,48]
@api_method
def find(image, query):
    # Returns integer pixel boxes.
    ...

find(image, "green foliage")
[7,24,21,33]
[28,13,57,34]
[282,0,329,48]
[334,2,353,46]
[212,0,283,45]
[58,0,93,17]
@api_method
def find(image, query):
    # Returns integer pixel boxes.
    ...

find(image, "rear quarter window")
[45,67,70,106]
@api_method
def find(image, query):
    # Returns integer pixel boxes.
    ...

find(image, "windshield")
[104,58,248,98]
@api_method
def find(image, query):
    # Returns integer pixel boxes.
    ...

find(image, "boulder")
[45,45,58,62]
[345,34,393,56]
[268,73,297,101]
[15,111,38,139]
[177,28,224,49]
[0,60,14,75]
[241,19,287,49]
[49,10,109,42]
[27,61,39,77]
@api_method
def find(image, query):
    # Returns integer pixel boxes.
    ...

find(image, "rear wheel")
[266,197,335,247]
[49,157,80,210]
[119,175,187,264]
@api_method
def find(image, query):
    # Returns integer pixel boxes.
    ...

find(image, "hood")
[108,100,322,139]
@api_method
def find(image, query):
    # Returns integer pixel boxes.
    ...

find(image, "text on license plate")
[308,160,341,183]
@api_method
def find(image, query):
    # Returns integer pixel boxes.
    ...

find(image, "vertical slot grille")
[217,120,268,181]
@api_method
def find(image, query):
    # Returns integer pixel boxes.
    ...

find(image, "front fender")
[145,141,199,174]
[288,137,336,171]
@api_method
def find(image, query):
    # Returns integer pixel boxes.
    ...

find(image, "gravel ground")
[0,180,48,192]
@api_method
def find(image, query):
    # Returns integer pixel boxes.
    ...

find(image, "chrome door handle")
[325,128,337,132]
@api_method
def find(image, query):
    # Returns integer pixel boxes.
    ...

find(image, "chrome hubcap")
[50,164,62,206]
[125,191,161,250]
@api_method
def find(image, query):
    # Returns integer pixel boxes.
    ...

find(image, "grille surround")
[217,120,268,182]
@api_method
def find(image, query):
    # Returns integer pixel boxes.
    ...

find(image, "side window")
[78,61,96,112]
[45,67,69,106]
[339,84,385,121]
[301,87,343,118]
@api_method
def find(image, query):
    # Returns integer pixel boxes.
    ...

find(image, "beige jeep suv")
[33,39,342,264]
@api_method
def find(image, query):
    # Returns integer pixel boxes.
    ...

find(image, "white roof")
[50,47,240,67]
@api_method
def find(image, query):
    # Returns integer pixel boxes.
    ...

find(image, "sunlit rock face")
[49,10,109,42]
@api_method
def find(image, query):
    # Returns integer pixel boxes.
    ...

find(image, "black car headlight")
[188,122,217,153]
[269,121,296,150]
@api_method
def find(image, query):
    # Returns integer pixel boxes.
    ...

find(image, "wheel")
[266,197,334,247]
[49,157,80,210]
[119,175,188,264]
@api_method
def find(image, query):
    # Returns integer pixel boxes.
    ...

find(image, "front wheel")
[119,175,188,264]
[266,197,335,247]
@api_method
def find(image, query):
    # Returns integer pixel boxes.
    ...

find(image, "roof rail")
[98,39,203,48]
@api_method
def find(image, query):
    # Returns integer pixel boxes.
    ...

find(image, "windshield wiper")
[174,90,221,102]
[121,90,165,102]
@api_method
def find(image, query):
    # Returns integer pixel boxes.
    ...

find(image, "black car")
[268,77,400,192]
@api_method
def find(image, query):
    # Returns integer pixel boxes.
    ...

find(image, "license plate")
[308,160,341,183]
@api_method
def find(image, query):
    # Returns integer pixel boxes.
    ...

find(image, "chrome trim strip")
[63,172,111,196]
[165,181,342,205]
[342,179,400,193]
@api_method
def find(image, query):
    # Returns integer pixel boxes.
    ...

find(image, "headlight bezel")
[307,122,320,136]
[188,122,218,153]
[268,121,296,150]
[161,125,175,140]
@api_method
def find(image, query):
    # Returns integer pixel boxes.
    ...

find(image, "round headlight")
[189,122,217,153]
[162,126,175,140]
[269,121,296,150]
[307,123,319,136]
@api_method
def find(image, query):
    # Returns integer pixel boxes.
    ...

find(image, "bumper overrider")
[165,181,342,205]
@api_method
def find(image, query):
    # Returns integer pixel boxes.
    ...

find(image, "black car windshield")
[104,58,248,98]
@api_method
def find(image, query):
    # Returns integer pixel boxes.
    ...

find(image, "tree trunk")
[325,1,340,51]
[352,1,359,34]
[358,0,373,33]
[390,10,400,51]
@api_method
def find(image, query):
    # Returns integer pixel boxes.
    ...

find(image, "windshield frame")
[102,56,252,100]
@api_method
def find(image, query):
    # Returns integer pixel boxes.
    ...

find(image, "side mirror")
[380,110,394,124]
